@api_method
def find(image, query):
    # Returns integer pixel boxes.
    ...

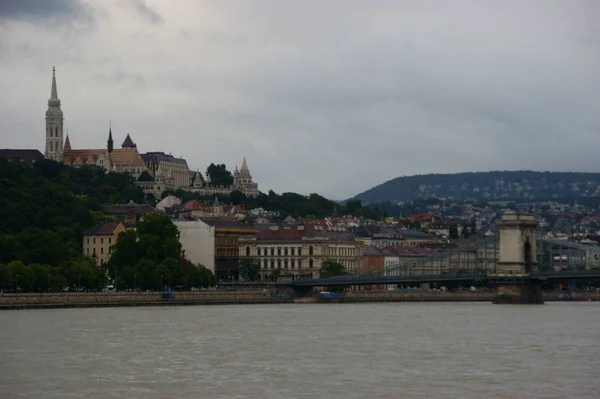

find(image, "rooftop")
[83,221,124,235]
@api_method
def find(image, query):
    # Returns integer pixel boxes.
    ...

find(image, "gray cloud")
[124,0,163,25]
[0,0,94,25]
[1,0,599,199]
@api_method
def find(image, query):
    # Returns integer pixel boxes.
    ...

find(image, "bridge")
[292,213,600,304]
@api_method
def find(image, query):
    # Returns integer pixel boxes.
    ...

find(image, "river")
[0,302,598,398]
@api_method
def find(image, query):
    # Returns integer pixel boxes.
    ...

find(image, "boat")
[319,291,342,299]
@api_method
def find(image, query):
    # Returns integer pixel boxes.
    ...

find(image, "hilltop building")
[42,67,261,196]
[43,68,147,178]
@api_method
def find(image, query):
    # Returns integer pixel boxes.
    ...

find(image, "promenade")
[1,290,597,310]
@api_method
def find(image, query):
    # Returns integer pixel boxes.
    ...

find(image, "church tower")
[45,66,64,161]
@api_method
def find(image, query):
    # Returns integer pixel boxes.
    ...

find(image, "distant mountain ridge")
[351,171,600,203]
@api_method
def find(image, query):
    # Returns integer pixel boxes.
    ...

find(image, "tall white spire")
[45,66,64,162]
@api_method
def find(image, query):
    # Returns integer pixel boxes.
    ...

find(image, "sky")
[0,0,599,199]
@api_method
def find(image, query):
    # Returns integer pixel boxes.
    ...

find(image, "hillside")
[351,171,600,203]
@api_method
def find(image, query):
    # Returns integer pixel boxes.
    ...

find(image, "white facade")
[174,220,216,274]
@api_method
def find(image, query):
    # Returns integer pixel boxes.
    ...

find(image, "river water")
[0,302,598,399]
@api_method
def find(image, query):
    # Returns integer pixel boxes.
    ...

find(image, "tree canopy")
[206,163,233,186]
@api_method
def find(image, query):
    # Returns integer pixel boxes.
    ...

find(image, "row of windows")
[246,246,313,257]
[47,126,60,138]
[86,237,112,245]
[86,246,111,255]
[259,259,314,270]
[245,246,358,257]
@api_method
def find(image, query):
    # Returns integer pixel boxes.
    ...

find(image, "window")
[277,247,281,256]
[93,238,96,244]
[86,248,89,254]
[309,246,313,256]
[309,259,313,268]
[86,238,89,244]
[284,259,288,269]
[270,260,275,269]
[298,247,302,256]
[101,238,104,244]
[101,247,104,254]
[291,248,295,256]
[277,259,281,269]
[257,248,261,256]
[271,248,274,256]
[284,248,288,256]
[109,238,112,244]
[246,246,250,256]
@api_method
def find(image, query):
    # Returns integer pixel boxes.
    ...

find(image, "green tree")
[462,224,470,238]
[238,257,260,281]
[319,260,346,278]
[449,224,459,239]
[228,190,247,205]
[206,163,233,186]
[138,170,154,182]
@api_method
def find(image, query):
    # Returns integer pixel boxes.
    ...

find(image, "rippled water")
[0,303,598,398]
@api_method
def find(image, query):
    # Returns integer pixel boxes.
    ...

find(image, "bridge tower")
[491,213,543,304]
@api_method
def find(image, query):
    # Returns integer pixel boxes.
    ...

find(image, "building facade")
[141,151,190,188]
[239,225,363,280]
[83,221,126,266]
[174,219,259,280]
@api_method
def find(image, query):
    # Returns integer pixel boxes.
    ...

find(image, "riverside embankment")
[1,290,598,310]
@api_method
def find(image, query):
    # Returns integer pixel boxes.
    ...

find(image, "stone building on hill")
[141,151,190,188]
[43,67,147,178]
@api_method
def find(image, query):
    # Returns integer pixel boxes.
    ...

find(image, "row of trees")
[162,188,385,220]
[0,157,217,292]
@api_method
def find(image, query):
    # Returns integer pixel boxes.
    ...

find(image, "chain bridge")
[293,213,600,304]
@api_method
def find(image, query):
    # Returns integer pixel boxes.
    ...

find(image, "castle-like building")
[44,67,259,197]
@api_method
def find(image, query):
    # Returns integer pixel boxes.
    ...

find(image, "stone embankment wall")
[0,290,291,310]
[341,291,600,302]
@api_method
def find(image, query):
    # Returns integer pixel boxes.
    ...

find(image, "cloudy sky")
[1,0,599,199]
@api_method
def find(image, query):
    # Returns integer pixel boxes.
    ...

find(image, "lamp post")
[16,274,19,293]
[48,274,51,292]
[134,274,137,292]
[77,274,81,292]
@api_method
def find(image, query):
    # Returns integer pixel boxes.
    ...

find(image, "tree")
[138,170,154,182]
[228,190,247,205]
[319,260,346,278]
[206,163,233,186]
[238,257,260,281]
[449,224,459,239]
[462,224,470,239]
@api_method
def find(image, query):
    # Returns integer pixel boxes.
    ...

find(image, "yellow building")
[83,221,126,266]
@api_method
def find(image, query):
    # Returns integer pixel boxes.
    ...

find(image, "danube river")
[1,303,598,398]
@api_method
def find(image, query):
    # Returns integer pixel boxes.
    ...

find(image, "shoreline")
[1,291,596,310]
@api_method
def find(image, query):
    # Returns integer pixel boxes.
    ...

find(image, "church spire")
[107,121,114,153]
[51,66,58,100]
[64,134,71,151]
[241,157,249,172]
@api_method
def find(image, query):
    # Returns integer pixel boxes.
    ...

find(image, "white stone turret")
[45,66,64,161]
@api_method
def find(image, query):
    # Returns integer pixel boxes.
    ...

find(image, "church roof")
[109,148,145,165]
[63,149,108,165]
[121,134,136,148]
[64,135,71,151]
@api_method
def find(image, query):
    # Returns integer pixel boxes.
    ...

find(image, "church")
[44,67,259,197]
[44,67,147,178]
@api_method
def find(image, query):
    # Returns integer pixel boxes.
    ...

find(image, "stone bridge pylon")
[491,213,544,304]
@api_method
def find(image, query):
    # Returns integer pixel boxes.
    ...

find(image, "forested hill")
[351,171,600,203]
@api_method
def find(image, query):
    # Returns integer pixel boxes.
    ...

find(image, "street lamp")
[134,274,137,291]
[16,274,19,293]
[77,274,81,292]
[48,274,51,292]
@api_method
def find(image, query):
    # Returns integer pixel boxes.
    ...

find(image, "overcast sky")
[1,0,599,199]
